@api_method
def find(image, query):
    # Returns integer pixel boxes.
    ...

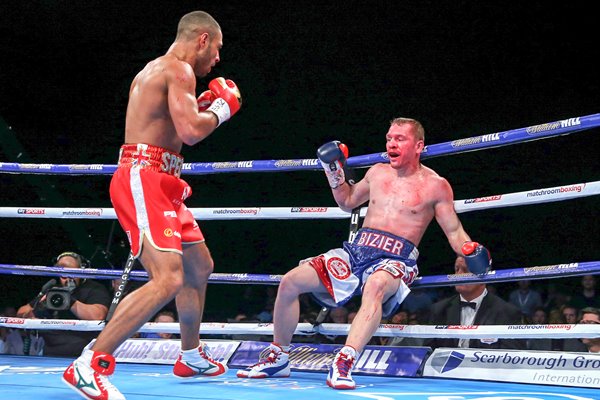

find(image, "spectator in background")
[547,308,563,324]
[527,306,553,351]
[530,307,548,325]
[16,251,112,357]
[562,305,579,324]
[579,307,600,353]
[410,310,428,325]
[142,310,178,339]
[543,283,571,312]
[390,310,409,325]
[426,257,526,350]
[386,310,423,347]
[570,275,600,310]
[328,306,349,324]
[0,305,44,355]
[557,305,587,352]
[508,280,543,319]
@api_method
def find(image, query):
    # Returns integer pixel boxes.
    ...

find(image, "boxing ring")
[2,355,600,400]
[1,114,600,399]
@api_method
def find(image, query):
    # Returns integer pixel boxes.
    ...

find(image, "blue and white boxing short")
[307,227,419,318]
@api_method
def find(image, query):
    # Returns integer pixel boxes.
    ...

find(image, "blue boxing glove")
[317,141,354,189]
[462,241,492,274]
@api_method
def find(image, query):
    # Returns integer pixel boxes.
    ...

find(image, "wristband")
[320,160,346,189]
[207,98,231,127]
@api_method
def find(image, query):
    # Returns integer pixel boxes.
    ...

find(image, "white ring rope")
[1,180,597,220]
[0,317,598,339]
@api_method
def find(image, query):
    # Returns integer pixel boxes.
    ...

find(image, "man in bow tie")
[425,257,526,350]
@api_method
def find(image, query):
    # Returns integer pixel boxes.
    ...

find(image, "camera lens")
[49,293,65,308]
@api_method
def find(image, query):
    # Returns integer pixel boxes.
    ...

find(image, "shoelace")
[97,372,118,393]
[199,346,219,364]
[252,350,279,367]
[336,353,354,377]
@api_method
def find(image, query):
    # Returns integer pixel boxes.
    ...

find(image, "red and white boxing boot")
[62,349,125,400]
[327,345,357,390]
[173,341,228,378]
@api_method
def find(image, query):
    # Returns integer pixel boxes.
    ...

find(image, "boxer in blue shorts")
[237,118,491,390]
[308,227,419,318]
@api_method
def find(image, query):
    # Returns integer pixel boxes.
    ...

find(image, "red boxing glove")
[197,90,216,111]
[207,77,242,126]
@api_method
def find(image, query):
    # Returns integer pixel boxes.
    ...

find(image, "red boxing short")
[109,143,204,257]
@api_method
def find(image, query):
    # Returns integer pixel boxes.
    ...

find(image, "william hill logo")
[285,345,393,372]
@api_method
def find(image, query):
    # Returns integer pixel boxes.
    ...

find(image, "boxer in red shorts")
[62,11,242,400]
[110,143,202,258]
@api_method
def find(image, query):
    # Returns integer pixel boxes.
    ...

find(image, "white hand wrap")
[207,98,231,127]
[320,159,346,189]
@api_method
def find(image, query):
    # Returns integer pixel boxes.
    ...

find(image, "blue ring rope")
[0,114,597,175]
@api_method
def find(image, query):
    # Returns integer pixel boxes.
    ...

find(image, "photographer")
[17,251,111,357]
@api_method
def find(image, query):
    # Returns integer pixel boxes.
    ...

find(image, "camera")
[46,286,75,311]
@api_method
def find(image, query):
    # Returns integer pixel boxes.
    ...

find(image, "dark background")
[0,1,598,318]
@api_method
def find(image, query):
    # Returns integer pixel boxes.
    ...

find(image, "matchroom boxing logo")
[429,350,466,374]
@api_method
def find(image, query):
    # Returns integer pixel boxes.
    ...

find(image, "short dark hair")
[55,251,86,268]
[176,11,220,41]
[155,309,177,322]
[389,117,425,142]
[579,307,600,320]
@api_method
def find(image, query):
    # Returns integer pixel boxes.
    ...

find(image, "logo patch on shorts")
[378,260,405,279]
[164,228,174,237]
[326,257,351,280]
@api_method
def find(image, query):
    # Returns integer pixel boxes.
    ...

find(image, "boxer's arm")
[166,61,219,145]
[433,177,472,255]
[331,165,372,212]
[434,179,492,273]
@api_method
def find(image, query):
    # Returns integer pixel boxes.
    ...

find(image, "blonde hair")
[390,117,425,142]
[176,11,220,41]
